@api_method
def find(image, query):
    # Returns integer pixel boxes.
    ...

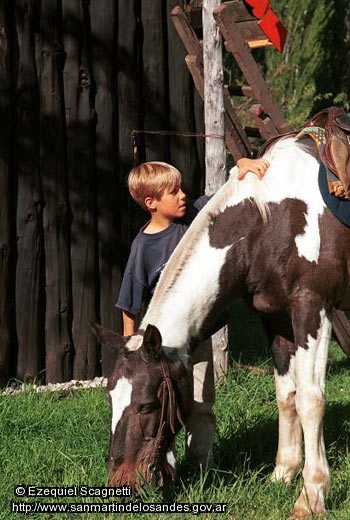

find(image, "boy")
[116,157,269,335]
[115,157,269,467]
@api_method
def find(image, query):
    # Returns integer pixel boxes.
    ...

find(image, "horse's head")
[91,322,192,488]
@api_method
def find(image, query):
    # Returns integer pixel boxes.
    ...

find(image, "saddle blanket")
[318,163,350,227]
[296,126,350,226]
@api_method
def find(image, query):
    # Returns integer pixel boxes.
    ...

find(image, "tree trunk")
[40,0,73,383]
[15,0,45,381]
[203,0,228,377]
[0,1,15,385]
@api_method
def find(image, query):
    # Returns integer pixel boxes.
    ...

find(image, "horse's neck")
[139,138,322,352]
[140,231,231,350]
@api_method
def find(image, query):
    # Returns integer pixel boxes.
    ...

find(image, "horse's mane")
[144,137,319,316]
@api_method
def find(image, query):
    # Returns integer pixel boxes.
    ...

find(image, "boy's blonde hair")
[128,161,182,210]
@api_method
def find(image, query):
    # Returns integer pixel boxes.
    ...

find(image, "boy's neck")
[143,213,174,234]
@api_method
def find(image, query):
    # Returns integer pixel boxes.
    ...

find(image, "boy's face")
[151,184,186,219]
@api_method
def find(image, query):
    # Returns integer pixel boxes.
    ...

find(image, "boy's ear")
[144,196,157,211]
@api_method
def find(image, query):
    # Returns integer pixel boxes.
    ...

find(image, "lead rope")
[143,357,185,477]
[160,357,185,433]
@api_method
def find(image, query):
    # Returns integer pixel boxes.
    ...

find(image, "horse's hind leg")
[185,338,215,468]
[292,301,332,516]
[271,336,303,483]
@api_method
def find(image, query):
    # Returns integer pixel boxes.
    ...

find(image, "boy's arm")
[116,238,144,334]
[237,157,269,180]
[122,310,138,336]
[187,157,269,221]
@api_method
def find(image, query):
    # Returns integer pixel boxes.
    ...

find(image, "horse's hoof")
[271,473,292,484]
[288,508,312,519]
[288,507,325,519]
[270,466,295,484]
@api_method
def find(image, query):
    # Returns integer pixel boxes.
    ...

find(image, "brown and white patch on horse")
[109,376,133,434]
[142,138,325,353]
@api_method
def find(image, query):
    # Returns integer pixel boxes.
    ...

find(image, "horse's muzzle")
[107,460,176,488]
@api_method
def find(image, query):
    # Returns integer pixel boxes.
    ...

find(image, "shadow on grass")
[326,356,350,378]
[173,401,350,492]
[228,301,271,368]
[215,418,278,476]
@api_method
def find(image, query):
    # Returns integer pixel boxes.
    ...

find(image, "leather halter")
[139,356,185,477]
[109,354,186,481]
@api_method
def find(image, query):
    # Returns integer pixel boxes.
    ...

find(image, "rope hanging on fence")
[131,129,224,164]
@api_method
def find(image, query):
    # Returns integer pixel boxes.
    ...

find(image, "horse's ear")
[90,321,126,355]
[141,324,163,361]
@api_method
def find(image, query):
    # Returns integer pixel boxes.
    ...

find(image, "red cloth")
[244,0,270,19]
[243,0,287,53]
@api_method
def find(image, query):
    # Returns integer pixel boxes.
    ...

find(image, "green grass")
[1,342,350,519]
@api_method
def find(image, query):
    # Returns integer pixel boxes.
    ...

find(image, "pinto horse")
[93,136,350,516]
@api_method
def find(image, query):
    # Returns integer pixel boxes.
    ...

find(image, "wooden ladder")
[171,0,350,356]
[171,0,293,162]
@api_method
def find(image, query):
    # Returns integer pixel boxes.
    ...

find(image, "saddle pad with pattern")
[297,127,348,198]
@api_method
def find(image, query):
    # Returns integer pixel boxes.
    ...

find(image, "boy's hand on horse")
[237,157,269,180]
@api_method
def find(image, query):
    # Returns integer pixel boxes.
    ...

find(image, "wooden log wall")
[0,0,204,385]
[0,1,15,387]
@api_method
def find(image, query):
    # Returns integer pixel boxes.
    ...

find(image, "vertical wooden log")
[0,1,14,385]
[141,0,168,161]
[193,84,206,195]
[15,0,45,381]
[167,0,203,196]
[63,0,98,380]
[40,0,73,382]
[203,0,226,192]
[203,0,228,377]
[118,0,144,240]
[119,7,143,220]
[90,0,120,376]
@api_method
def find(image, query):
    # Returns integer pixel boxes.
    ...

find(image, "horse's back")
[211,137,350,309]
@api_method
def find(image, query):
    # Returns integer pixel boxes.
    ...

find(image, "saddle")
[259,106,350,200]
[303,107,350,199]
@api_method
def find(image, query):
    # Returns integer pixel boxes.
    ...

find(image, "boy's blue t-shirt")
[116,196,209,315]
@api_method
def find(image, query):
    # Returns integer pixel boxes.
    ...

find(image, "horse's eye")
[137,402,159,414]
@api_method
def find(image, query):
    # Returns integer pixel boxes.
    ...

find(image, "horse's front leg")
[271,336,303,483]
[292,300,332,516]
